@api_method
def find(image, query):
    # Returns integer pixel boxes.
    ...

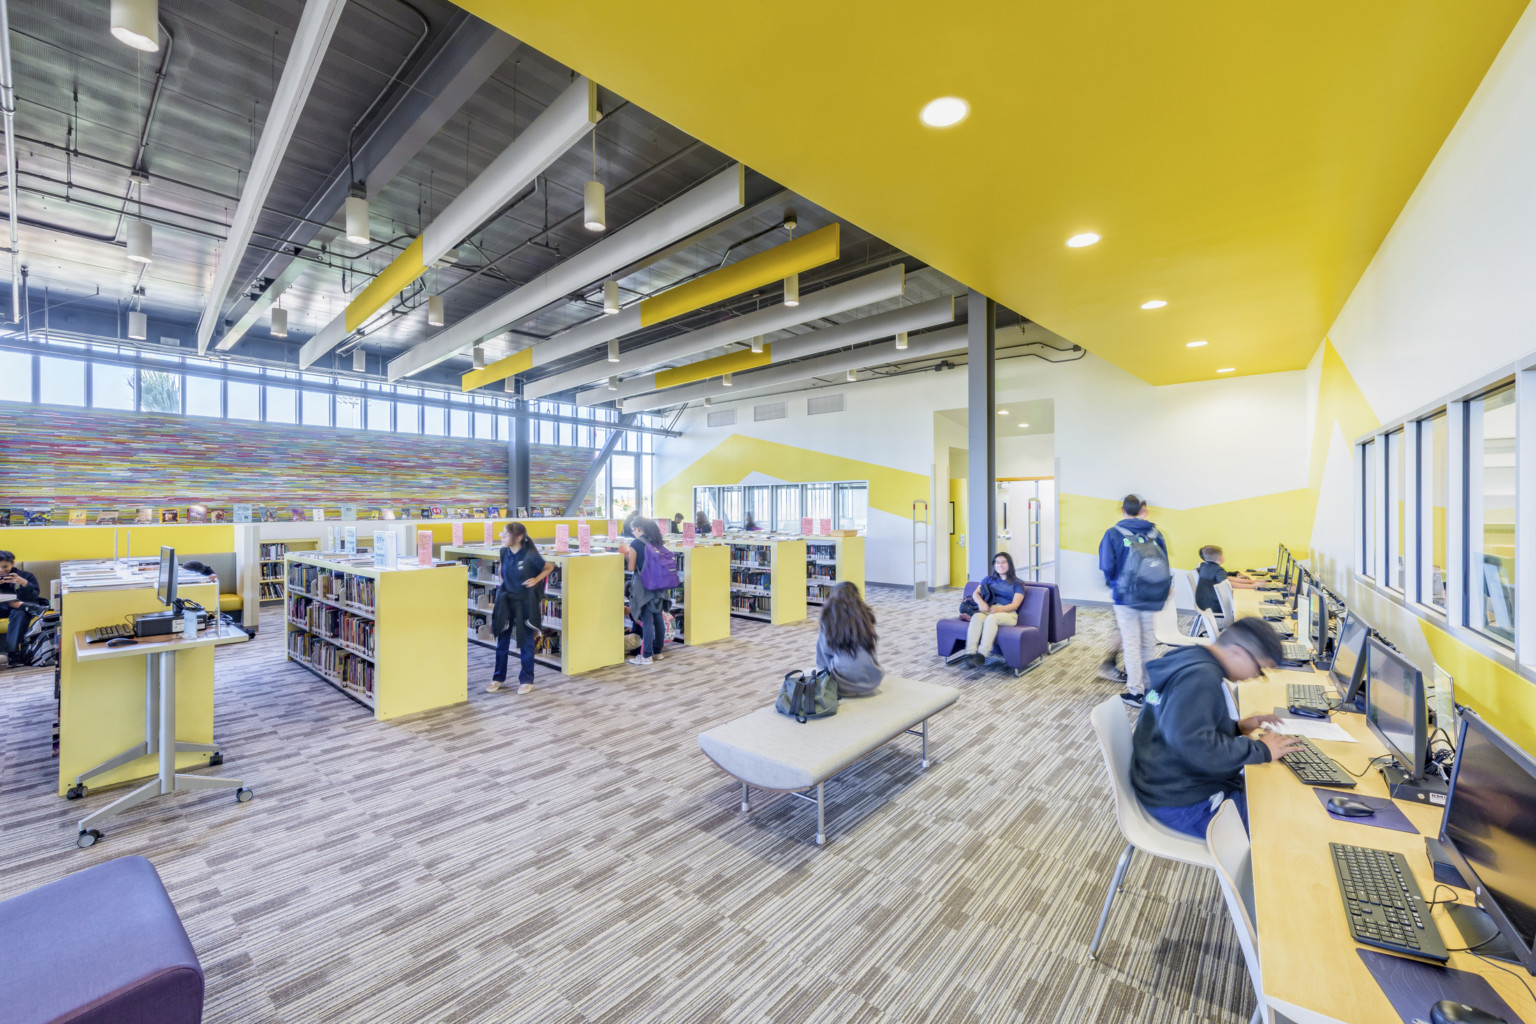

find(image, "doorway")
[997,477,1056,583]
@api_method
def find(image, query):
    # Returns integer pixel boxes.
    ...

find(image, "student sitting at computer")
[1131,617,1303,837]
[669,513,685,535]
[1195,544,1258,620]
[0,549,41,668]
[948,552,1026,669]
[816,582,883,697]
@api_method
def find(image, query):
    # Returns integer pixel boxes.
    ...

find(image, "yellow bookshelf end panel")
[681,543,730,645]
[771,539,807,625]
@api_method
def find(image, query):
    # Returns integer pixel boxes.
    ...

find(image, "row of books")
[286,632,374,701]
[730,545,772,568]
[259,580,285,601]
[731,595,772,614]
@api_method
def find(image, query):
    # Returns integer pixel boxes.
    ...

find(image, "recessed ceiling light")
[998,409,1009,415]
[1216,367,1235,373]
[920,97,969,128]
[1186,340,1208,348]
[1066,232,1100,248]
[1019,422,1030,428]
[1141,299,1167,310]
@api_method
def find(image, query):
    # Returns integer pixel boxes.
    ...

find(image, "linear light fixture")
[387,163,745,382]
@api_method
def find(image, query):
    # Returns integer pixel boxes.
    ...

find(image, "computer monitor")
[1308,589,1328,656]
[157,546,177,608]
[1328,611,1371,708]
[1365,638,1429,781]
[1437,708,1536,973]
[1295,588,1314,650]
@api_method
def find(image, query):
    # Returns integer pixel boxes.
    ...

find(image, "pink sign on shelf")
[608,519,618,539]
[416,530,433,566]
[578,522,591,555]
[682,522,696,548]
[452,521,464,547]
[818,518,832,535]
[711,519,724,537]
[483,521,494,546]
[554,523,570,554]
[801,517,813,535]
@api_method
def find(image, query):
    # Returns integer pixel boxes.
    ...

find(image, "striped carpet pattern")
[0,588,1255,1023]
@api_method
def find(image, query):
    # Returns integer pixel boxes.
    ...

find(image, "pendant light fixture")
[353,349,367,373]
[721,372,733,387]
[110,0,159,52]
[846,368,857,382]
[345,184,369,244]
[504,376,515,393]
[783,272,799,307]
[602,279,620,315]
[472,345,485,370]
[750,335,763,354]
[270,306,288,338]
[427,293,445,327]
[583,130,606,231]
[128,309,147,340]
[126,218,153,263]
[607,338,620,363]
[895,331,908,351]
[607,375,618,391]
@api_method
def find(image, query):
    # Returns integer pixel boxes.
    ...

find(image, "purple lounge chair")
[935,581,1049,676]
[1024,581,1077,653]
[0,856,204,1024]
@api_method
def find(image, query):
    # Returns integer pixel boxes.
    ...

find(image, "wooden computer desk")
[1230,588,1536,1023]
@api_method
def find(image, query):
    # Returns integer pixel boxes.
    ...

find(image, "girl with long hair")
[489,521,552,694]
[816,582,883,696]
[624,516,671,666]
[951,551,1026,669]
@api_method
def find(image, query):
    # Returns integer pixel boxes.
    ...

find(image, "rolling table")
[1231,588,1536,1022]
[70,624,253,848]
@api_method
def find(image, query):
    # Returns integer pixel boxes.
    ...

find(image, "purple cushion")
[0,856,203,1024]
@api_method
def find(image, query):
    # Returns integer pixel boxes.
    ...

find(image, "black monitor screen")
[1309,590,1327,653]
[1329,612,1370,695]
[157,546,176,608]
[1441,711,1536,969]
[1366,640,1425,777]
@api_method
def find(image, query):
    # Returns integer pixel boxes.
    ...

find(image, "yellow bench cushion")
[218,594,244,612]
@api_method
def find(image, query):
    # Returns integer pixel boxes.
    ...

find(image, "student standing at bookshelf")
[488,522,552,695]
[623,517,673,667]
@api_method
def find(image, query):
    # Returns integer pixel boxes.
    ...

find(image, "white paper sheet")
[1267,716,1357,743]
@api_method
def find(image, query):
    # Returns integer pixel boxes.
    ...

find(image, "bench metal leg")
[816,782,825,846]
[1089,843,1134,960]
[741,782,749,813]
[903,719,930,768]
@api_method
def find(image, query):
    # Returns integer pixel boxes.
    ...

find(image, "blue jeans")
[637,599,666,657]
[493,613,537,684]
[1145,789,1248,838]
[6,604,35,661]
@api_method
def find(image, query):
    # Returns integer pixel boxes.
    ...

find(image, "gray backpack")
[775,669,839,722]
[1115,525,1172,610]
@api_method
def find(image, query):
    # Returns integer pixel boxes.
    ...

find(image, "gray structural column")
[509,400,531,513]
[966,291,996,582]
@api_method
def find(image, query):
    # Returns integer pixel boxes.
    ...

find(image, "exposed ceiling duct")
[618,325,968,412]
[194,0,348,353]
[387,162,746,382]
[0,0,19,321]
[300,76,602,368]
[527,263,906,401]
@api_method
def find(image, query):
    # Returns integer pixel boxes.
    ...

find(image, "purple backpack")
[638,542,681,592]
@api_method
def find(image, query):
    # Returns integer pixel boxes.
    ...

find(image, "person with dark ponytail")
[487,522,551,695]
[815,582,883,696]
[624,516,671,666]
[949,551,1025,669]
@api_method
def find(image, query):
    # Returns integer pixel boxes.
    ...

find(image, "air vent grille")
[754,401,787,422]
[807,394,846,416]
[706,409,737,427]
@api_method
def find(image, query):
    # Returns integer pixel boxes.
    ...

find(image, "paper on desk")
[1266,711,1357,743]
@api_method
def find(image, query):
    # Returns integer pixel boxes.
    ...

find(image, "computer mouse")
[105,637,137,648]
[1327,796,1376,817]
[1430,1000,1508,1024]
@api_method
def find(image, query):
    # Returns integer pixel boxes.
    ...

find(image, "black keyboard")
[1286,682,1329,712]
[1279,736,1357,787]
[86,624,133,643]
[1281,641,1313,663]
[1261,607,1289,621]
[1257,583,1284,591]
[1330,843,1449,961]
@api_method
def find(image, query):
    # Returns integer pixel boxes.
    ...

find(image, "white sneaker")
[486,679,504,692]
[629,655,652,666]
[516,682,534,695]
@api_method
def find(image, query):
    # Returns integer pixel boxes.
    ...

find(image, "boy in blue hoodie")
[1130,617,1302,837]
[1097,495,1168,707]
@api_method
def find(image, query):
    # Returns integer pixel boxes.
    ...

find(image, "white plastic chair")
[1215,579,1238,626]
[1207,800,1272,1024]
[1088,697,1215,960]
[1154,589,1211,647]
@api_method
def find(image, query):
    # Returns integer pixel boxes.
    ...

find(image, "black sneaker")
[968,653,985,669]
[1119,691,1145,708]
[1096,660,1127,683]
[944,649,972,666]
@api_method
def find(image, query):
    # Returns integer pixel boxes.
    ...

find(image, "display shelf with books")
[727,538,806,624]
[259,539,318,602]
[283,552,465,720]
[804,535,866,604]
[443,545,622,675]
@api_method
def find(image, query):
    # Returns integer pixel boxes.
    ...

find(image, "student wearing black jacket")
[488,523,551,695]
[0,550,41,667]
[1130,617,1301,837]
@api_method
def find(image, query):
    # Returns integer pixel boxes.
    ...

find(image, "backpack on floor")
[775,669,839,723]
[1115,525,1172,611]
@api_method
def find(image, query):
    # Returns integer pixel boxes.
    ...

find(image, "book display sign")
[608,519,618,539]
[373,531,398,568]
[801,517,813,535]
[483,521,494,546]
[554,524,570,554]
[712,519,724,537]
[452,521,464,547]
[416,530,433,566]
[818,518,832,535]
[578,522,591,555]
[682,523,695,548]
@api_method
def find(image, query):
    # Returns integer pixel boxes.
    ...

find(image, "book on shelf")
[233,503,253,523]
[67,510,87,526]
[136,507,155,523]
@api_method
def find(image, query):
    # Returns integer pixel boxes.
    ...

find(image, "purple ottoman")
[0,856,203,1024]
[1025,581,1077,653]
[935,582,1049,676]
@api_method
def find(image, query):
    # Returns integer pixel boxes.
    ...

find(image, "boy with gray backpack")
[1097,495,1171,708]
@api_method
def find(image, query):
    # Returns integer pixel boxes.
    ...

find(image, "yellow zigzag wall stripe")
[1059,490,1316,571]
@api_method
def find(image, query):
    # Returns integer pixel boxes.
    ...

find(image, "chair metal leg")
[740,782,750,813]
[1088,843,1134,960]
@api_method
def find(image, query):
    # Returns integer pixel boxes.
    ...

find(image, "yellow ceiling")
[453,1,1527,384]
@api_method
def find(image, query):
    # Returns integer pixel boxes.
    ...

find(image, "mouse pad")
[1358,949,1527,1024]
[1312,787,1420,834]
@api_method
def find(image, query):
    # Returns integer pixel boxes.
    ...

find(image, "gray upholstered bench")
[697,675,959,845]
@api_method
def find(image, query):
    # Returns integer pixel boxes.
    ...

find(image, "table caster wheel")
[66,784,86,800]
[235,787,253,803]
[76,829,102,848]
[208,752,224,767]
